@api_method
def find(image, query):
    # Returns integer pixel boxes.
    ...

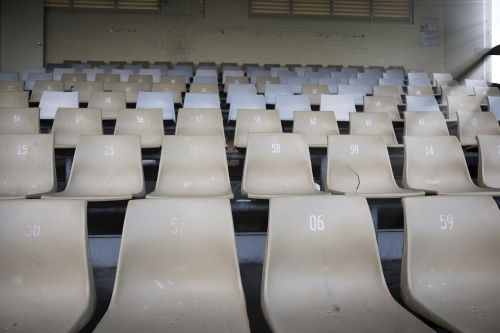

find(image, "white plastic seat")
[304,71,322,84]
[183,93,220,109]
[278,71,298,84]
[408,71,429,79]
[378,78,404,94]
[270,67,289,78]
[123,64,142,75]
[264,84,293,105]
[227,84,257,104]
[405,95,440,112]
[256,77,280,94]
[72,63,91,73]
[136,91,176,121]
[318,67,335,77]
[39,91,79,119]
[246,66,265,78]
[364,68,383,79]
[349,77,373,94]
[234,109,282,148]
[138,69,161,83]
[97,64,119,74]
[357,72,378,86]
[408,77,432,87]
[228,94,266,122]
[24,73,52,91]
[21,67,45,82]
[383,71,405,81]
[319,77,341,94]
[288,77,311,94]
[250,70,272,84]
[294,66,312,77]
[170,68,193,82]
[338,84,365,105]
[488,95,500,120]
[83,68,104,81]
[0,72,19,81]
[341,67,358,78]
[53,68,75,81]
[275,95,311,121]
[111,69,133,83]
[320,94,356,121]
[465,79,488,95]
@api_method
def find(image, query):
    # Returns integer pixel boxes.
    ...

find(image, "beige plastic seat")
[373,85,403,105]
[292,111,339,148]
[0,91,29,108]
[147,136,232,198]
[403,136,500,195]
[319,94,356,121]
[435,79,458,95]
[0,81,24,92]
[29,80,64,103]
[474,86,500,106]
[350,112,402,147]
[477,135,500,189]
[0,108,40,134]
[401,195,500,333]
[446,95,481,120]
[440,85,468,106]
[301,84,329,106]
[72,81,104,103]
[114,108,164,148]
[151,83,183,104]
[128,74,153,91]
[52,108,103,148]
[88,91,126,120]
[224,76,249,93]
[175,108,224,137]
[95,73,121,92]
[189,83,219,94]
[234,109,282,148]
[457,111,500,146]
[363,95,402,121]
[92,198,249,332]
[242,133,327,199]
[0,134,56,199]
[42,135,145,201]
[0,199,95,332]
[256,77,280,94]
[112,82,142,103]
[403,111,449,136]
[61,73,87,91]
[263,195,434,333]
[326,135,422,197]
[160,75,187,92]
[406,86,434,96]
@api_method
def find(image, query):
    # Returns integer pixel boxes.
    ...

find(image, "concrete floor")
[79,261,449,332]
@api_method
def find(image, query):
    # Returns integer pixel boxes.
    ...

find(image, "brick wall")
[45,0,445,74]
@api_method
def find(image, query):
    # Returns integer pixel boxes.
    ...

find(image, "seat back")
[94,74,121,91]
[222,70,244,83]
[21,67,45,82]
[224,76,249,93]
[475,86,500,105]
[234,109,282,148]
[457,111,500,146]
[432,72,453,85]
[131,60,150,68]
[25,73,53,91]
[338,84,365,105]
[39,91,79,119]
[136,91,176,121]
[331,71,351,84]
[408,77,432,87]
[363,96,401,120]
[128,75,153,91]
[350,112,399,146]
[349,77,374,94]
[341,67,359,78]
[228,94,266,121]
[292,110,338,147]
[72,81,104,103]
[294,66,312,77]
[242,133,324,198]
[0,91,29,108]
[0,199,95,331]
[466,79,488,95]
[195,68,217,77]
[0,108,39,134]
[270,67,288,77]
[112,82,142,103]
[435,79,458,95]
[138,69,161,83]
[29,81,64,103]
[88,91,126,120]
[250,70,272,84]
[288,77,311,94]
[0,81,24,92]
[242,63,260,74]
[318,67,335,77]
[53,68,75,81]
[111,69,133,83]
[319,94,356,121]
[275,94,311,120]
[173,65,194,78]
[72,63,92,73]
[264,84,293,105]
[378,78,404,94]
[175,108,224,137]
[301,84,329,105]
[405,95,440,112]
[167,69,191,84]
[373,85,403,104]
[256,76,279,94]
[318,77,341,94]
[151,83,183,104]
[183,93,220,109]
[189,83,219,94]
[408,71,429,79]
[52,108,102,148]
[277,71,298,84]
[0,72,19,81]
[488,95,500,120]
[365,68,383,78]
[403,111,449,136]
[441,85,468,106]
[148,64,169,76]
[97,64,119,74]
[304,71,322,84]
[401,195,500,333]
[446,95,481,120]
[407,85,434,96]
[226,84,256,104]
[0,134,56,198]
[477,135,500,188]
[61,73,87,91]
[114,108,164,148]
[193,76,218,84]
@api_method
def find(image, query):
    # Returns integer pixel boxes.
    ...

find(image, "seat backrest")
[318,67,335,77]
[407,85,434,96]
[408,77,432,87]
[446,95,481,120]
[301,84,329,106]
[465,79,488,95]
[378,78,404,94]
[341,67,358,78]
[288,77,311,94]
[365,68,383,78]
[195,68,217,77]
[0,91,29,108]
[0,134,56,198]
[0,107,39,134]
[234,109,282,148]
[183,93,220,109]
[275,94,311,120]
[94,74,121,91]
[189,83,219,94]
[82,68,104,82]
[123,64,142,75]
[0,199,95,332]
[228,94,266,122]
[242,63,260,74]
[136,91,175,121]
[277,71,299,84]
[128,74,153,91]
[97,64,119,74]
[363,96,401,120]
[383,71,405,80]
[0,72,19,81]
[432,72,453,85]
[114,108,164,148]
[52,108,103,148]
[318,77,341,94]
[475,86,500,105]
[39,91,79,119]
[403,111,449,136]
[488,95,500,120]
[173,65,194,78]
[87,60,105,68]
[148,64,169,76]
[223,76,250,93]
[111,69,133,83]
[109,61,126,69]
[405,95,440,112]
[242,133,324,198]
[72,81,104,103]
[373,85,403,104]
[256,76,279,93]
[0,81,24,92]
[319,94,356,121]
[350,112,399,146]
[440,85,468,106]
[88,91,126,120]
[193,76,218,84]
[72,63,92,73]
[61,73,87,91]
[338,84,365,105]
[111,82,142,103]
[401,195,500,333]
[167,69,191,83]
[356,73,378,86]
[294,66,312,77]
[270,67,289,77]
[246,66,265,77]
[151,83,183,104]
[435,79,458,95]
[160,76,187,92]
[250,70,272,84]
[222,70,244,83]
[21,67,45,82]
[477,135,500,188]
[292,110,338,148]
[175,108,224,137]
[408,71,429,79]
[29,81,64,103]
[264,84,293,105]
[456,111,500,146]
[304,71,322,84]
[53,68,75,81]
[227,84,256,104]
[387,67,406,76]
[25,73,53,90]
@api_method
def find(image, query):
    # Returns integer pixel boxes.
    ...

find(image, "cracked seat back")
[292,111,339,148]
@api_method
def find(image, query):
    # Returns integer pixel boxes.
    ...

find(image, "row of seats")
[1,196,499,332]
[2,132,500,201]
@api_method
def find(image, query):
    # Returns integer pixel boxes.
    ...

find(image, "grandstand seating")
[456,111,500,146]
[403,111,449,136]
[51,108,103,148]
[114,108,164,148]
[0,107,40,134]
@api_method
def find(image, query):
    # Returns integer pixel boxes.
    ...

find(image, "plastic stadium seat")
[263,195,433,333]
[193,76,218,84]
[405,95,440,112]
[435,79,458,95]
[136,91,176,121]
[401,195,500,333]
[61,73,87,91]
[275,95,311,121]
[408,77,432,87]
[408,71,429,78]
[242,63,260,74]
[386,68,405,78]
[87,60,105,68]
[264,84,293,105]
[148,64,169,76]
[43,135,145,201]
[372,86,404,105]
[189,83,219,94]
[432,72,453,85]
[195,68,217,77]
[270,67,289,78]
[113,82,142,103]
[95,73,120,91]
[228,95,266,122]
[403,136,500,195]
[341,67,359,78]
[250,70,273,84]
[123,64,141,75]
[0,199,95,332]
[0,91,29,108]
[39,91,79,119]
[168,69,191,84]
[128,75,153,91]
[446,95,481,120]
[328,65,343,71]
[466,79,488,95]
[256,77,279,94]
[338,84,365,105]
[331,71,351,85]
[488,96,500,120]
[161,76,187,92]
[363,96,401,121]
[0,72,19,81]
[301,84,329,106]
[357,72,378,86]
[318,67,335,77]
[304,71,322,84]
[154,61,173,69]
[111,69,133,83]
[173,65,194,78]
[227,84,257,104]
[320,94,356,121]
[183,93,220,109]
[278,71,298,84]
[241,133,327,199]
[24,73,52,91]
[365,68,383,79]
[456,111,500,146]
[440,86,468,106]
[292,111,339,148]
[115,108,164,148]
[475,86,500,106]
[403,111,449,136]
[234,109,282,148]
[151,83,183,104]
[72,81,104,103]
[477,135,500,189]
[224,76,250,93]
[92,198,249,332]
[294,66,312,77]
[0,108,39,134]
[0,134,56,199]
[0,81,24,92]
[88,91,126,120]
[72,63,91,73]
[52,108,102,148]
[29,80,64,103]
[349,112,402,147]
[223,70,244,84]
[246,66,265,78]
[288,77,311,94]
[53,68,75,81]
[175,108,224,137]
[318,77,341,94]
[21,67,45,82]
[378,78,404,94]
[97,64,119,74]
[407,86,435,96]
